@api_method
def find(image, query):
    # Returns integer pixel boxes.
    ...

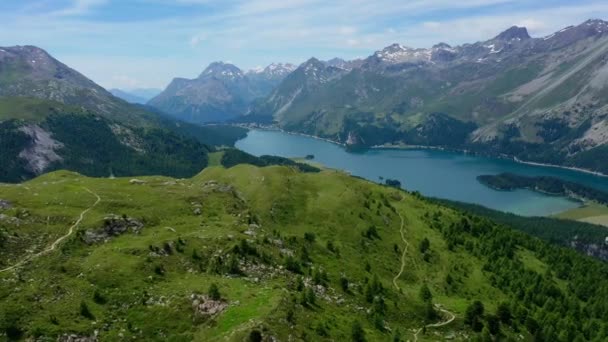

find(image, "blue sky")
[2,0,608,90]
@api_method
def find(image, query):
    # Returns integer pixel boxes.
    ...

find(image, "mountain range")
[148,62,295,124]
[147,19,608,174]
[0,45,245,182]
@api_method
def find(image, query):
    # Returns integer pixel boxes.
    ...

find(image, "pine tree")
[351,320,366,342]
[208,283,221,300]
[419,284,433,303]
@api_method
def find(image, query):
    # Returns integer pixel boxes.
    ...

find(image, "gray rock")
[57,334,97,342]
[0,214,20,225]
[191,294,228,317]
[82,214,144,244]
[0,199,12,209]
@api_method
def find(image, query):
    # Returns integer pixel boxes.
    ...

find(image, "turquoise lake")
[236,129,608,217]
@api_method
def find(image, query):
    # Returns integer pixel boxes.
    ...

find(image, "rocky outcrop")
[18,124,63,175]
[0,199,11,209]
[570,238,608,261]
[82,215,144,244]
[191,294,228,317]
[57,334,98,342]
[0,213,21,225]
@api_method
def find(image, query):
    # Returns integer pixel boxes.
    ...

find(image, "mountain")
[248,19,608,174]
[148,62,295,124]
[2,165,608,341]
[0,46,246,182]
[246,63,297,95]
[250,58,350,126]
[324,57,363,70]
[110,88,161,104]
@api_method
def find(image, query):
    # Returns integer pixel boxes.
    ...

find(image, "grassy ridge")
[0,167,607,341]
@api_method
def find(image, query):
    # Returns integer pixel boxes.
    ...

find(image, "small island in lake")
[477,173,608,205]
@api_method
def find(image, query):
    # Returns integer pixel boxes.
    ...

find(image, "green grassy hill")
[1,166,607,341]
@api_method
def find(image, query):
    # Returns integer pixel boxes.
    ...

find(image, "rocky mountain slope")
[149,62,295,124]
[0,46,246,182]
[1,165,607,341]
[248,19,608,174]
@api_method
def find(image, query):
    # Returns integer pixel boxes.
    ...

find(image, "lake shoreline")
[236,124,608,178]
[236,128,606,217]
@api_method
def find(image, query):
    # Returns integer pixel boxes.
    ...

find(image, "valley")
[2,6,608,341]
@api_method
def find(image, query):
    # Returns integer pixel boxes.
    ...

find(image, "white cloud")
[346,39,360,46]
[338,26,357,35]
[190,33,207,47]
[49,0,107,17]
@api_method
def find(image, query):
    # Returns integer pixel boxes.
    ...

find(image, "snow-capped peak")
[199,61,244,80]
[248,63,296,78]
[374,43,431,63]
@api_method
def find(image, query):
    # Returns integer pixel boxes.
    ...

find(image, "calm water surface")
[236,130,608,216]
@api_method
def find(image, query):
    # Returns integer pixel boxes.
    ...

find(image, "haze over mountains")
[109,88,161,104]
[146,19,608,175]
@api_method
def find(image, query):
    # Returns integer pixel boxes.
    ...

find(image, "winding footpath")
[413,305,457,342]
[392,211,410,290]
[391,208,456,341]
[0,188,100,274]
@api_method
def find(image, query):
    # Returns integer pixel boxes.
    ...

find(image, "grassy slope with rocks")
[1,166,608,341]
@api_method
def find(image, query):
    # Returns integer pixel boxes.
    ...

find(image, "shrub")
[304,232,316,243]
[351,320,366,342]
[80,301,95,320]
[419,284,433,303]
[208,283,221,300]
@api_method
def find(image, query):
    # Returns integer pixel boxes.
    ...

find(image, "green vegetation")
[434,198,608,261]
[45,113,210,179]
[220,148,320,172]
[1,165,608,341]
[478,173,608,205]
[168,123,248,147]
[0,97,252,183]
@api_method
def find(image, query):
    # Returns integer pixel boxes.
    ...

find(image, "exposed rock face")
[82,215,144,244]
[191,294,228,317]
[0,199,11,209]
[18,124,63,175]
[493,26,531,41]
[570,239,608,261]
